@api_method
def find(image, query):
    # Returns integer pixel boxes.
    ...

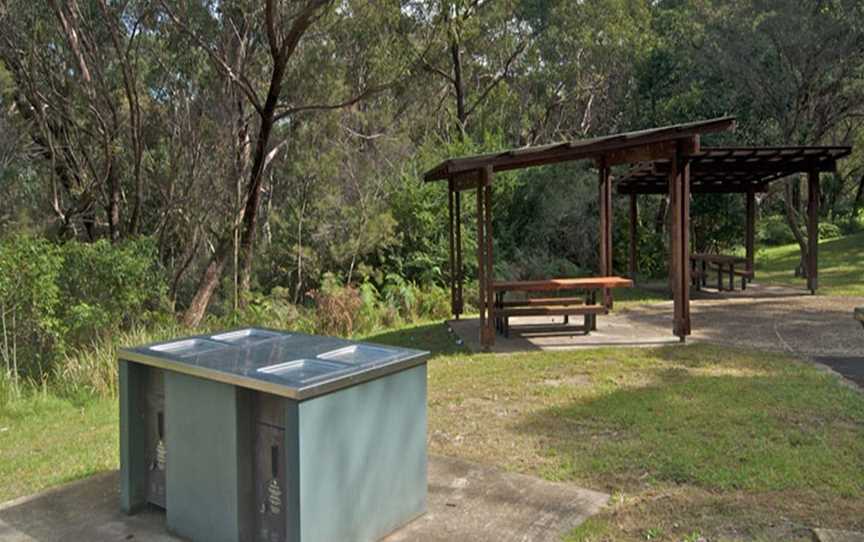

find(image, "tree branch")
[273,83,390,121]
[464,39,527,120]
[158,0,263,113]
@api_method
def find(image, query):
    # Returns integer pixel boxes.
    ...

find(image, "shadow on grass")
[364,321,468,357]
[512,349,864,496]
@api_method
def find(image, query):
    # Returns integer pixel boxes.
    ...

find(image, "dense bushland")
[1,1,864,402]
[0,235,453,403]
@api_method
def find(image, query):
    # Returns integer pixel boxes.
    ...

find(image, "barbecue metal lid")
[119,328,429,400]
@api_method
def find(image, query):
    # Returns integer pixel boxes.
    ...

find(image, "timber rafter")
[617,146,851,195]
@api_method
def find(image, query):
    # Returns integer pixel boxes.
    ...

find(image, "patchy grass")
[421,338,864,540]
[756,232,864,296]
[2,322,864,542]
[0,393,117,502]
[363,320,468,355]
[611,285,669,307]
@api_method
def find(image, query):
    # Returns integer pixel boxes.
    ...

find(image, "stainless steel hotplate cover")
[118,327,429,400]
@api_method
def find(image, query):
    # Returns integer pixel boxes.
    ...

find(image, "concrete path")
[451,284,864,386]
[0,456,608,542]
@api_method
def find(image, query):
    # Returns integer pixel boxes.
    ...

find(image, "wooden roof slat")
[616,144,851,195]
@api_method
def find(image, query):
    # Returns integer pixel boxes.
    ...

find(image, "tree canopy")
[1,0,863,323]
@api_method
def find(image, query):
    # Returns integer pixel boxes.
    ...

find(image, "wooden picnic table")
[490,276,633,337]
[492,276,634,292]
[690,253,749,291]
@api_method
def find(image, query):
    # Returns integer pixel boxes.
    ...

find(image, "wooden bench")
[491,277,633,337]
[731,267,755,289]
[691,254,748,291]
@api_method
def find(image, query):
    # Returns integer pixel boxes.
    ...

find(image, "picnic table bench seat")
[491,276,633,337]
[691,253,752,291]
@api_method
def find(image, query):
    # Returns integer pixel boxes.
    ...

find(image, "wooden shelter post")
[598,160,613,276]
[447,178,456,317]
[807,169,820,294]
[628,193,638,278]
[483,166,495,345]
[455,190,463,316]
[476,166,495,349]
[669,142,692,341]
[475,173,486,346]
[598,159,613,307]
[745,189,755,277]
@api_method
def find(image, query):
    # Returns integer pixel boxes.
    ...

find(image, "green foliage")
[757,214,796,246]
[306,272,452,337]
[756,231,864,296]
[56,238,167,345]
[838,208,864,235]
[217,287,309,333]
[0,235,168,386]
[499,248,584,281]
[818,221,842,241]
[0,235,63,382]
[754,215,843,246]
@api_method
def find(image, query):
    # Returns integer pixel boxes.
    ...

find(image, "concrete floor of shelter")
[451,283,864,386]
[0,455,607,542]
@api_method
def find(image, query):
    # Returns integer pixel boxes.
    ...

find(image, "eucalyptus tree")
[0,0,155,241]
[406,0,530,141]
[159,0,419,325]
[515,0,654,144]
[697,0,864,274]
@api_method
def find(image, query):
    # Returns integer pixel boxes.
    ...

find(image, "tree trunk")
[182,235,231,327]
[177,0,333,321]
[654,196,668,235]
[237,72,283,302]
[853,173,864,216]
[108,165,122,242]
[783,177,809,277]
[450,40,466,137]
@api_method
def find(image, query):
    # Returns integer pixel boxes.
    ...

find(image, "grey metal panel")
[237,388,256,542]
[296,365,427,542]
[119,360,147,513]
[165,371,245,542]
[284,402,300,542]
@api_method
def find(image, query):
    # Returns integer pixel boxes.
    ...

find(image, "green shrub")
[381,273,419,321]
[0,235,169,388]
[57,238,167,345]
[0,235,63,382]
[499,248,584,281]
[818,221,842,240]
[757,214,797,246]
[218,287,305,331]
[416,286,450,320]
[356,282,385,332]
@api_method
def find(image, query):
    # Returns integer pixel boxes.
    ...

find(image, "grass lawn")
[756,231,864,296]
[2,322,864,541]
[374,324,864,541]
[0,393,117,503]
